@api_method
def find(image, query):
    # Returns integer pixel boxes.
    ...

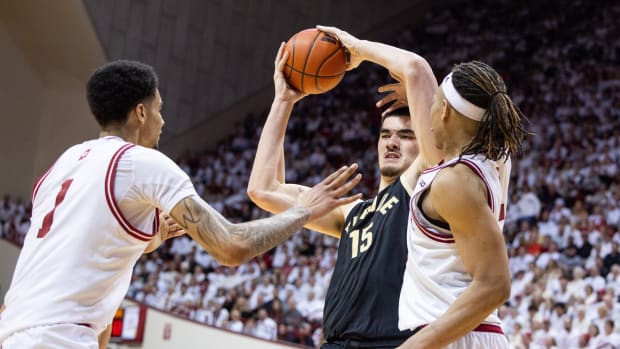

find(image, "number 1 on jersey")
[37,179,73,238]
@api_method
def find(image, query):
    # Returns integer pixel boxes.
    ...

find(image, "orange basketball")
[283,28,348,94]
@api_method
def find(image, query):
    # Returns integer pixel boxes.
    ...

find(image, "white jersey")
[0,136,195,340]
[398,154,511,333]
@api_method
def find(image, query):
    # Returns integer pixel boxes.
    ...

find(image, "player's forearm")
[359,41,442,165]
[400,279,509,349]
[171,196,309,266]
[228,205,310,262]
[357,40,423,80]
[248,99,294,198]
[397,53,443,166]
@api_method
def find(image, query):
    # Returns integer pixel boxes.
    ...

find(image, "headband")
[441,73,486,122]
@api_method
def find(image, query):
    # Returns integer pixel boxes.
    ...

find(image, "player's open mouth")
[384,152,400,159]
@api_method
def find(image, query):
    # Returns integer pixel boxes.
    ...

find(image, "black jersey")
[323,177,413,344]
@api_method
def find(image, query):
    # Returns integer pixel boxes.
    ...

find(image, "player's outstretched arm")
[247,43,356,238]
[173,165,362,266]
[317,25,443,170]
[399,166,510,349]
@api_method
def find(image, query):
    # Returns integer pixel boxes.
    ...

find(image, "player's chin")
[380,164,403,178]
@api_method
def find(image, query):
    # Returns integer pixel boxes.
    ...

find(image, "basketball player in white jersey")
[0,60,362,349]
[318,26,527,348]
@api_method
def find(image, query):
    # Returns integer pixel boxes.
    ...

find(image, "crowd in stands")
[2,0,620,347]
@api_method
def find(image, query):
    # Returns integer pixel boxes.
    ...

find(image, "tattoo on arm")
[171,196,310,262]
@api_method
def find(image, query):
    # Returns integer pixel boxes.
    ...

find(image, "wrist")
[355,39,370,57]
[289,206,311,222]
[272,97,296,107]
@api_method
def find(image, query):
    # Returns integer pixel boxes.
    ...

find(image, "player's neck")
[99,128,138,144]
[379,176,397,191]
[442,131,474,160]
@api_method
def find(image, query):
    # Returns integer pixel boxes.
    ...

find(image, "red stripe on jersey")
[458,159,494,212]
[105,144,156,242]
[32,160,58,203]
[153,208,160,234]
[410,200,455,244]
[421,161,444,174]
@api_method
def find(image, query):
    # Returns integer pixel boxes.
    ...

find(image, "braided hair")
[451,61,528,161]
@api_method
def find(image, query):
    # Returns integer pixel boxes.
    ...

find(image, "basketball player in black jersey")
[248,44,434,348]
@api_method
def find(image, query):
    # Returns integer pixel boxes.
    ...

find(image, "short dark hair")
[86,60,158,127]
[381,106,411,124]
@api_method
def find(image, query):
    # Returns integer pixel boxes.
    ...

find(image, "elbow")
[246,188,271,212]
[489,276,511,307]
[498,278,511,304]
[475,274,511,310]
[246,187,262,204]
[403,56,431,81]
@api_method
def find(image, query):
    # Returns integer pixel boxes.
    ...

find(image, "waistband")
[414,323,504,335]
[327,337,409,348]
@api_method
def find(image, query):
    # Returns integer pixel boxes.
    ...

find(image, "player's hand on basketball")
[377,82,409,117]
[316,25,364,71]
[297,164,362,221]
[274,42,307,103]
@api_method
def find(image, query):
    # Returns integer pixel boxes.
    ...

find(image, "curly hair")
[451,61,529,161]
[86,60,158,127]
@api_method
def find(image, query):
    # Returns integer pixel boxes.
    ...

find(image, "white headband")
[441,72,486,122]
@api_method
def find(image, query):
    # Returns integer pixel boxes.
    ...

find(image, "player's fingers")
[377,83,400,93]
[275,42,285,66]
[333,173,362,195]
[382,100,408,117]
[376,93,398,108]
[278,50,289,72]
[335,193,363,206]
[316,25,338,34]
[320,165,349,186]
[389,70,403,82]
[327,164,359,187]
[168,229,186,238]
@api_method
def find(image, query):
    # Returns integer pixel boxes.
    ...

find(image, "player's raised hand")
[316,25,364,71]
[297,164,362,221]
[377,82,409,116]
[274,42,307,103]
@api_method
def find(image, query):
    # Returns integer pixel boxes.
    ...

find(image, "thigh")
[3,324,98,349]
[444,332,509,349]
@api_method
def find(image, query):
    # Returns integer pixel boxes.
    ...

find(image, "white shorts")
[444,331,509,349]
[1,323,98,349]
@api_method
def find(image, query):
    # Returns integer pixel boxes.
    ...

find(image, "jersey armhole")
[105,143,158,242]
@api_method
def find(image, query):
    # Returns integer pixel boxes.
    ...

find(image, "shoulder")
[431,164,487,205]
[125,146,190,180]
[127,145,180,167]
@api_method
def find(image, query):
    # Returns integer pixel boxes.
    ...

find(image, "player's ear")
[134,103,147,125]
[441,100,450,120]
